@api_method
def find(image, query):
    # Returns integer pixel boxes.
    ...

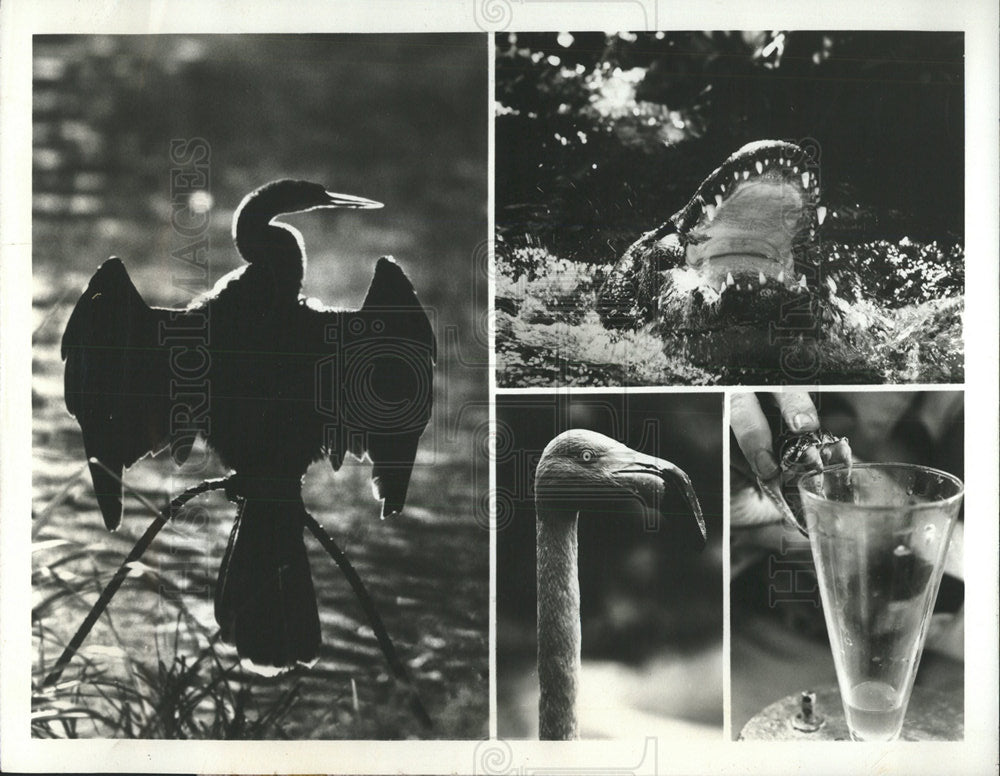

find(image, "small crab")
[758,429,852,535]
[778,429,852,475]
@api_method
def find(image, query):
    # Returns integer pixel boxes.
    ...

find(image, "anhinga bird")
[532,430,706,739]
[62,180,435,673]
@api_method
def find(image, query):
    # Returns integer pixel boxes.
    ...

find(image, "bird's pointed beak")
[323,190,384,209]
[611,450,707,550]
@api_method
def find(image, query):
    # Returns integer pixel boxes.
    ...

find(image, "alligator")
[596,140,907,383]
[600,140,821,317]
[496,139,962,385]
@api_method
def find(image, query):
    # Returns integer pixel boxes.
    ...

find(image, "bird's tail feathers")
[214,492,320,672]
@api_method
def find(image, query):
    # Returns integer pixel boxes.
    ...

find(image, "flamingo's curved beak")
[611,449,707,550]
[322,190,384,209]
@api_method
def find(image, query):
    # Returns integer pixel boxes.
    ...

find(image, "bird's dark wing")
[62,258,174,529]
[310,257,435,517]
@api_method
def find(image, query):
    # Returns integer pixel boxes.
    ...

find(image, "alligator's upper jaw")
[675,141,819,289]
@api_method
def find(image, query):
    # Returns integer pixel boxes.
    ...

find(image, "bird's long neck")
[536,505,580,740]
[233,202,305,297]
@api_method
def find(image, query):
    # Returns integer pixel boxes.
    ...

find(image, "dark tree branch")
[41,476,234,688]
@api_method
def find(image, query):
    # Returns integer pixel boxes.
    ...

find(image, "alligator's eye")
[581,449,595,463]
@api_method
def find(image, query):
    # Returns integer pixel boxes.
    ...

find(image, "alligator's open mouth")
[598,140,826,331]
[597,140,826,328]
[675,140,821,288]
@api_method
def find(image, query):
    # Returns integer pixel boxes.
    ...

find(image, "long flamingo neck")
[536,506,580,740]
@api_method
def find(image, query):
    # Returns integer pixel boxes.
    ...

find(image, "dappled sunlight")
[31,33,487,740]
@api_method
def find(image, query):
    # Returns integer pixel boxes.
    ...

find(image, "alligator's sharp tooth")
[742,169,750,180]
[759,271,767,286]
[777,270,785,284]
[726,272,735,287]
[799,274,808,288]
[801,171,810,188]
[826,276,837,293]
[719,281,727,295]
[792,165,799,174]
[733,170,740,180]
[755,160,764,174]
[705,204,716,221]
[817,205,827,225]
[714,193,723,207]
[809,228,816,240]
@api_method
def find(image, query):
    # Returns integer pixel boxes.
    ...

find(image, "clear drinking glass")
[798,463,964,742]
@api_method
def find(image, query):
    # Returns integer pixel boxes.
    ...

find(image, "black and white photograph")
[495,31,964,386]
[494,392,723,739]
[1,2,997,775]
[729,390,965,741]
[27,33,488,740]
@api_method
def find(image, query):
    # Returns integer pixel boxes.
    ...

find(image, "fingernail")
[754,450,780,480]
[791,412,817,431]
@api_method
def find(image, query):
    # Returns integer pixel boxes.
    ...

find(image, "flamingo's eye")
[581,449,594,463]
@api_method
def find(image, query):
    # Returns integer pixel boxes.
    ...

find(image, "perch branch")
[41,475,233,688]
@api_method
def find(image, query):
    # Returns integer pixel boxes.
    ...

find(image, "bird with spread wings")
[61,180,435,674]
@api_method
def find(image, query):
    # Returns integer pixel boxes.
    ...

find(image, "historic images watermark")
[765,137,823,608]
[158,137,213,605]
[769,137,825,384]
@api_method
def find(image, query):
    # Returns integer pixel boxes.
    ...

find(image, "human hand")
[730,391,820,528]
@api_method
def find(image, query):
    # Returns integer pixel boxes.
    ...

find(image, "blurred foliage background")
[496,30,963,260]
[32,34,488,739]
[35,34,487,318]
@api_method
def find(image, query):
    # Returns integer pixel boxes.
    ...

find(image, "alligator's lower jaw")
[665,265,796,299]
[690,252,790,290]
[657,270,828,382]
[663,266,815,318]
